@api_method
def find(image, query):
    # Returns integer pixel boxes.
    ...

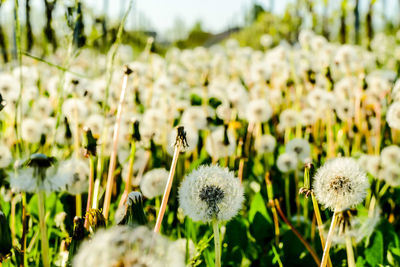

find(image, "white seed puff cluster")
[73,226,185,267]
[140,168,169,199]
[313,157,369,211]
[179,165,244,223]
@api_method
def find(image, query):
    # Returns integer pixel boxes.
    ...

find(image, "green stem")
[285,175,291,218]
[212,220,221,267]
[38,190,50,267]
[76,194,82,217]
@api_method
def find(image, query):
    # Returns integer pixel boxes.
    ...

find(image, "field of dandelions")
[2,7,400,267]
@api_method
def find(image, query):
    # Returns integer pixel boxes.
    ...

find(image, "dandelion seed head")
[0,145,12,168]
[279,109,299,129]
[300,108,319,126]
[324,206,381,246]
[205,126,236,160]
[313,157,369,211]
[181,106,208,130]
[178,165,244,222]
[245,99,272,124]
[254,134,276,154]
[358,154,380,178]
[140,168,169,199]
[21,118,42,143]
[386,102,400,130]
[335,100,354,121]
[380,145,400,167]
[277,153,298,173]
[286,138,311,162]
[378,165,400,187]
[260,34,273,48]
[62,98,88,124]
[60,158,90,195]
[73,226,183,267]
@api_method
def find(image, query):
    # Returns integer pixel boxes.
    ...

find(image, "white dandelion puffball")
[378,165,400,187]
[0,145,12,168]
[73,226,184,267]
[254,134,276,154]
[179,165,244,223]
[327,206,381,246]
[181,106,208,130]
[9,165,72,193]
[387,102,400,130]
[140,168,169,199]
[286,138,311,162]
[279,109,299,129]
[245,99,272,124]
[205,126,236,160]
[358,154,380,178]
[21,118,42,143]
[58,158,90,195]
[277,153,298,173]
[313,158,369,211]
[380,145,400,168]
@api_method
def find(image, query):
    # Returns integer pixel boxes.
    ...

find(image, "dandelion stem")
[238,157,245,183]
[118,141,136,208]
[154,142,181,233]
[21,192,28,267]
[103,67,131,220]
[345,235,356,267]
[84,155,95,228]
[294,169,300,224]
[265,172,280,245]
[38,190,50,267]
[320,209,338,267]
[274,199,321,266]
[311,192,332,267]
[212,220,221,267]
[284,175,291,218]
[76,194,82,217]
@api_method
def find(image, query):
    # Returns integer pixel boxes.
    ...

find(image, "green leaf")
[225,218,248,250]
[356,256,366,267]
[249,212,273,245]
[365,231,384,266]
[248,192,271,224]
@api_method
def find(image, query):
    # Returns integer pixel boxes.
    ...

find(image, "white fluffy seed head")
[285,138,311,162]
[21,118,42,143]
[277,153,298,173]
[0,145,12,168]
[325,206,380,246]
[254,134,276,154]
[380,145,400,167]
[140,168,169,199]
[205,127,236,160]
[386,102,400,130]
[73,226,184,267]
[313,157,369,211]
[59,158,90,195]
[178,165,244,223]
[245,99,272,124]
[378,165,400,187]
[9,164,72,193]
[279,109,299,129]
[357,154,380,178]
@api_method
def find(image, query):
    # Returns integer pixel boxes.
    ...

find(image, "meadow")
[1,1,400,267]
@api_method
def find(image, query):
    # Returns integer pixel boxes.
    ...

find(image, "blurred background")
[0,0,399,62]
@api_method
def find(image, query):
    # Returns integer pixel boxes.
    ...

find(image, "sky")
[133,0,287,33]
[0,0,399,40]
